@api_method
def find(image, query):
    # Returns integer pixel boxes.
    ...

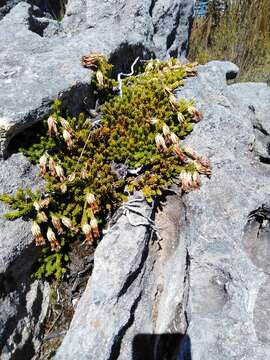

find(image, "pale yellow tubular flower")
[31,221,41,237]
[187,105,197,115]
[60,183,67,193]
[47,116,58,137]
[183,146,199,160]
[150,117,159,125]
[86,193,99,212]
[63,129,74,150]
[82,223,93,244]
[86,193,96,205]
[169,94,178,110]
[194,160,212,176]
[90,217,99,238]
[192,171,201,188]
[39,198,50,209]
[39,153,48,176]
[177,112,185,123]
[55,164,65,182]
[31,221,45,246]
[67,173,76,182]
[62,217,77,233]
[47,227,57,244]
[145,60,154,72]
[37,211,48,223]
[155,134,167,152]
[51,240,61,252]
[59,117,72,132]
[48,157,57,176]
[169,132,179,145]
[80,168,88,180]
[51,214,64,235]
[173,144,187,162]
[96,70,104,86]
[33,201,40,212]
[162,124,171,137]
[180,171,193,192]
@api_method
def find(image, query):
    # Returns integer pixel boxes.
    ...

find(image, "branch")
[117,56,140,97]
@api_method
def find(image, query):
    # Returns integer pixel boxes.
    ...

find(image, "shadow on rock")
[132,333,192,360]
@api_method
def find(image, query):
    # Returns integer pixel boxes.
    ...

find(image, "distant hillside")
[189,0,270,83]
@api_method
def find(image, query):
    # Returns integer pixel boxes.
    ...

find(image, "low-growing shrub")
[0,55,210,279]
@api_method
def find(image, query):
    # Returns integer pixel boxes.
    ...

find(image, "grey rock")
[56,61,270,360]
[176,61,270,360]
[0,154,50,359]
[56,194,189,360]
[0,0,194,157]
[0,0,21,20]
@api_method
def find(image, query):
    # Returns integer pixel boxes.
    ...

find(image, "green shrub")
[0,56,210,279]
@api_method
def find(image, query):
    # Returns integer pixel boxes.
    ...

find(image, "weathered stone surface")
[0,0,194,157]
[56,62,270,360]
[0,0,21,20]
[0,154,50,359]
[55,193,189,360]
[176,61,270,360]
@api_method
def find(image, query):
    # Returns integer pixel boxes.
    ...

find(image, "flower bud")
[55,164,65,182]
[62,217,77,232]
[155,134,167,152]
[39,153,48,176]
[177,112,185,123]
[179,171,193,192]
[90,217,99,238]
[39,198,50,208]
[37,211,48,223]
[183,146,198,160]
[82,223,93,244]
[31,221,41,237]
[80,168,88,179]
[48,116,58,136]
[51,214,64,235]
[169,132,179,145]
[173,144,187,162]
[47,227,57,243]
[96,70,104,86]
[31,221,45,246]
[59,117,73,133]
[86,193,96,205]
[33,201,40,212]
[63,129,74,150]
[169,94,178,109]
[194,160,211,176]
[187,105,197,115]
[49,157,57,176]
[86,193,99,212]
[162,124,171,137]
[67,173,76,182]
[150,118,159,125]
[60,183,67,193]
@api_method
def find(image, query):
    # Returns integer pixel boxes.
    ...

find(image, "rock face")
[55,62,270,360]
[0,0,194,157]
[0,154,50,360]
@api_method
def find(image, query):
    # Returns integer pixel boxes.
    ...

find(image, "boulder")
[55,62,270,360]
[0,154,50,359]
[0,0,194,157]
